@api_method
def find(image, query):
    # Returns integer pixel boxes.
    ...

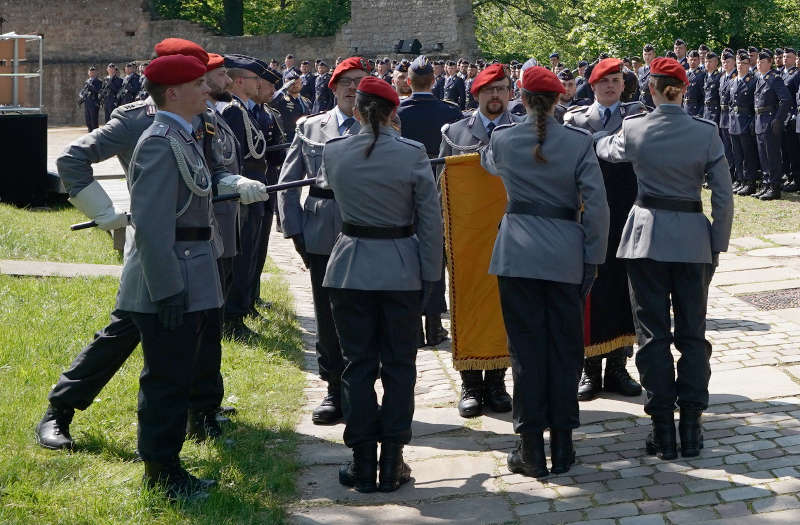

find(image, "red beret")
[520,66,566,94]
[650,57,688,85]
[470,63,506,96]
[144,55,207,85]
[154,38,209,65]
[356,75,400,107]
[206,53,224,72]
[588,58,623,83]
[329,56,368,88]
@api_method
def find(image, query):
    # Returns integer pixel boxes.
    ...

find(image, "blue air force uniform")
[718,70,738,181]
[443,74,466,110]
[102,74,123,122]
[753,69,792,191]
[638,65,654,108]
[783,65,800,187]
[728,71,760,187]
[81,76,102,132]
[685,67,706,116]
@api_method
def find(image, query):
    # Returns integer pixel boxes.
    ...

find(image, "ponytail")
[522,90,558,163]
[355,92,394,158]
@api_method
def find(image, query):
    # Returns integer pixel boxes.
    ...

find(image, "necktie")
[602,107,612,128]
[487,122,496,136]
[340,117,355,135]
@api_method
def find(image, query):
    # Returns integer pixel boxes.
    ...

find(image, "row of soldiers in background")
[79,62,147,132]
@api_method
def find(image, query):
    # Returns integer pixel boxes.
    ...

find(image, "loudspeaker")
[394,39,422,55]
[0,113,48,206]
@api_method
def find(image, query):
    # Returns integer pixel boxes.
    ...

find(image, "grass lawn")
[702,188,800,240]
[0,274,305,523]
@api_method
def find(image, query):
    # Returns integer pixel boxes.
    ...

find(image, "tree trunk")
[223,0,244,35]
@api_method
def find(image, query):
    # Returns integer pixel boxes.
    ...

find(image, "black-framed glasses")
[336,77,364,88]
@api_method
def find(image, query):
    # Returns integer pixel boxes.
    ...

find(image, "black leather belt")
[175,227,212,241]
[309,186,335,199]
[720,104,730,111]
[686,99,701,104]
[755,106,776,115]
[705,103,720,108]
[732,106,753,115]
[341,222,415,239]
[505,200,577,222]
[635,195,702,213]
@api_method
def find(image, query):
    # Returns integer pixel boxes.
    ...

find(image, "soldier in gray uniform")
[320,76,443,493]
[277,56,367,425]
[562,58,645,403]
[438,63,519,420]
[35,40,264,451]
[482,66,609,478]
[596,57,733,461]
[117,54,221,500]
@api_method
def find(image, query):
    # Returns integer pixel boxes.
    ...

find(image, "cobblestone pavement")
[269,228,800,525]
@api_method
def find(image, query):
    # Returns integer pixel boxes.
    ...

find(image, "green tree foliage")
[474,0,800,66]
[150,0,351,37]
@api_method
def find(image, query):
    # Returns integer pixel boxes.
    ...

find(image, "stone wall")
[0,0,478,125]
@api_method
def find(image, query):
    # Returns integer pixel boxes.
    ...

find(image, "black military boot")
[731,180,742,192]
[424,315,448,346]
[759,186,782,200]
[577,358,602,401]
[645,414,678,460]
[752,184,768,198]
[143,460,216,502]
[339,442,378,493]
[35,406,75,450]
[483,368,512,413]
[458,370,484,418]
[186,409,223,441]
[507,432,548,478]
[312,382,343,425]
[223,317,258,341]
[679,408,704,458]
[378,442,412,492]
[736,183,757,196]
[550,429,576,474]
[603,350,642,397]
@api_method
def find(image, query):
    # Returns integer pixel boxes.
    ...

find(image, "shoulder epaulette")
[565,105,589,114]
[297,111,326,128]
[564,123,591,135]
[623,112,648,121]
[148,121,169,137]
[492,122,516,134]
[441,122,451,134]
[118,100,146,112]
[621,101,647,116]
[395,136,425,150]
[444,99,460,109]
[325,135,349,145]
[692,115,718,127]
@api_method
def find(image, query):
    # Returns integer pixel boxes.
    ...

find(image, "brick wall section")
[0,0,477,125]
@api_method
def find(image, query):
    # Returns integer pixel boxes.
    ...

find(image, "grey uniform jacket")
[562,101,648,132]
[277,109,360,255]
[595,104,734,263]
[116,113,223,314]
[481,115,610,284]
[319,126,443,291]
[438,110,519,158]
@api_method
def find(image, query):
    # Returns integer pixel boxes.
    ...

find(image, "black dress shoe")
[731,181,742,192]
[339,442,378,493]
[645,415,678,460]
[144,460,216,502]
[752,185,768,198]
[577,358,602,401]
[458,370,483,418]
[736,183,757,196]
[416,320,426,348]
[254,298,274,310]
[186,409,223,441]
[312,383,343,425]
[35,406,75,450]
[759,187,782,200]
[603,351,642,397]
[550,428,576,474]
[424,316,448,346]
[508,432,548,478]
[679,408,704,457]
[223,318,258,341]
[783,181,799,192]
[378,442,411,492]
[483,368,512,412]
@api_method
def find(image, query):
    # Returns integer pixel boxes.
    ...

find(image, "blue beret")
[284,68,300,81]
[549,52,560,59]
[223,54,262,75]
[410,55,433,75]
[249,57,282,84]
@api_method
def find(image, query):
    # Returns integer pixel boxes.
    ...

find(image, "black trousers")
[308,253,343,384]
[783,126,800,182]
[328,288,420,448]
[730,132,760,183]
[48,259,232,413]
[131,310,210,463]
[719,128,736,181]
[226,203,263,319]
[626,259,713,417]
[84,101,99,132]
[497,276,584,433]
[250,197,274,310]
[756,129,784,187]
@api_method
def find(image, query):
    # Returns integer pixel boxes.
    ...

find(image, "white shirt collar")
[332,105,355,128]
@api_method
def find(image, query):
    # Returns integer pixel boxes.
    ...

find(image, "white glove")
[68,180,129,231]
[218,175,267,205]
